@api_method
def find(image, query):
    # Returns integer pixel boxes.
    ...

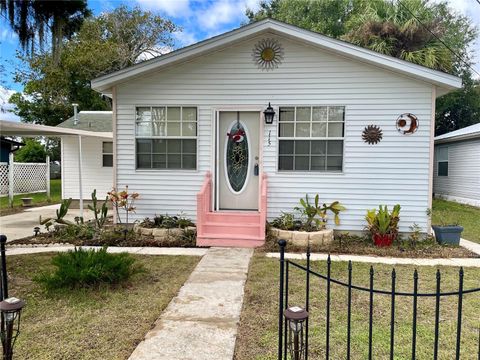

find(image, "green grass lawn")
[235,254,480,360]
[0,179,61,215]
[10,252,200,359]
[432,199,480,243]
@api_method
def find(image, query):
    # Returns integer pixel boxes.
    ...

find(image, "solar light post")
[0,298,25,360]
[284,306,309,360]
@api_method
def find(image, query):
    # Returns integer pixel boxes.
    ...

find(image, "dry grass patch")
[235,254,480,360]
[9,252,199,359]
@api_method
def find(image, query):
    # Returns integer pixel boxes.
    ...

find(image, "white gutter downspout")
[78,134,83,219]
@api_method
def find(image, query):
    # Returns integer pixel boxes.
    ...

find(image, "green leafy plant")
[108,186,139,225]
[365,204,401,236]
[88,189,109,230]
[295,194,346,231]
[40,198,74,228]
[140,213,195,229]
[34,247,142,289]
[270,212,302,231]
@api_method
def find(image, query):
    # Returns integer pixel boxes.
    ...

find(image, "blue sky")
[0,0,479,94]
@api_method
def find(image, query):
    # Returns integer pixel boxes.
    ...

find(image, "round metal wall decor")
[252,38,284,71]
[362,125,383,144]
[396,113,419,135]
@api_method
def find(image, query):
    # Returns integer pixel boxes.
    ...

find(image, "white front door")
[217,111,260,210]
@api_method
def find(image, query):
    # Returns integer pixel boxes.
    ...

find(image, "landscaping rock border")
[270,227,334,246]
[134,224,197,243]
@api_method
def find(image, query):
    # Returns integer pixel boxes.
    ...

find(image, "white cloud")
[0,86,21,122]
[136,45,174,62]
[174,30,198,46]
[135,0,192,17]
[0,28,18,44]
[197,0,261,30]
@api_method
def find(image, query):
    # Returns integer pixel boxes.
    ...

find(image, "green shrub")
[35,247,142,289]
[140,213,195,229]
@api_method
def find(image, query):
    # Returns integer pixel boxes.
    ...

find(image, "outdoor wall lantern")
[264,102,275,124]
[0,297,25,360]
[284,306,309,360]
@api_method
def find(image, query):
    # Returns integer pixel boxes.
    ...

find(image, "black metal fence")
[277,240,480,360]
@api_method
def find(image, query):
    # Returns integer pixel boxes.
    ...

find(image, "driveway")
[0,204,94,242]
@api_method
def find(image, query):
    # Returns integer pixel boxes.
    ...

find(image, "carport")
[0,120,113,217]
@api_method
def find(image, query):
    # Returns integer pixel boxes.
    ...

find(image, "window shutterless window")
[437,147,448,176]
[102,142,113,167]
[278,106,344,172]
[135,106,197,169]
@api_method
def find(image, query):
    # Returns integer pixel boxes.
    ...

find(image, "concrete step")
[205,212,260,224]
[197,235,265,248]
[203,222,261,236]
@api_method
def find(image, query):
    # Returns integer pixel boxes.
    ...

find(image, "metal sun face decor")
[362,125,383,145]
[396,113,419,135]
[252,38,284,71]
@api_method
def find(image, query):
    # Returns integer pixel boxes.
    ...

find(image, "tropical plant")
[34,246,141,289]
[365,204,401,236]
[295,194,346,231]
[40,198,73,228]
[88,189,109,230]
[270,212,302,231]
[108,186,139,224]
[140,213,195,229]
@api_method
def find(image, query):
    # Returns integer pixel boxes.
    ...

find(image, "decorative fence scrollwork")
[277,240,480,360]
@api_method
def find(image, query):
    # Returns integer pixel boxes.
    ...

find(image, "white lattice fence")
[0,163,8,195]
[0,154,50,200]
[12,163,47,194]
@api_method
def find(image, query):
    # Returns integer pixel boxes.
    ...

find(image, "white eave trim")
[435,133,480,144]
[91,19,462,93]
[0,120,113,139]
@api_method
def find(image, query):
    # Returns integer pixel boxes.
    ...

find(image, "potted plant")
[365,204,401,247]
[432,223,463,246]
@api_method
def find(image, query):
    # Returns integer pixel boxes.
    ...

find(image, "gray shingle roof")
[57,111,112,132]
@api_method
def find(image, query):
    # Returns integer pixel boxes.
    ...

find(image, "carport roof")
[0,120,112,139]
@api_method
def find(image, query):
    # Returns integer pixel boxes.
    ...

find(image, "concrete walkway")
[129,247,253,360]
[460,238,480,256]
[0,204,95,241]
[5,245,208,257]
[266,252,480,267]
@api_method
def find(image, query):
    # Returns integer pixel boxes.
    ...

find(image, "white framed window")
[437,147,448,176]
[102,142,113,167]
[135,106,197,169]
[278,106,345,172]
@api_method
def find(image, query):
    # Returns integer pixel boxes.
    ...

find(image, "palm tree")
[342,0,452,72]
[0,0,90,57]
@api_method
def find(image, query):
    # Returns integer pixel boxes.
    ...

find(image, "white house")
[433,123,480,207]
[91,19,461,247]
[57,111,113,201]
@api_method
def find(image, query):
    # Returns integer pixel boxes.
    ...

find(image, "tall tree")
[247,0,479,133]
[10,5,178,126]
[0,0,91,56]
[435,74,480,135]
[247,0,476,74]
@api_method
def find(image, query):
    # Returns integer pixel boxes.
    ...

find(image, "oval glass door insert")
[226,122,249,193]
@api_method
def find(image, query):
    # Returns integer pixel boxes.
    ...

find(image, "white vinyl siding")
[61,136,113,200]
[433,140,480,206]
[115,33,434,232]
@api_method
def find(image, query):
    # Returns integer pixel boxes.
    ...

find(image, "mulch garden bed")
[260,232,478,258]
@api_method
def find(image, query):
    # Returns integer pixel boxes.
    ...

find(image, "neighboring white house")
[433,123,480,207]
[91,19,461,247]
[57,111,113,201]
